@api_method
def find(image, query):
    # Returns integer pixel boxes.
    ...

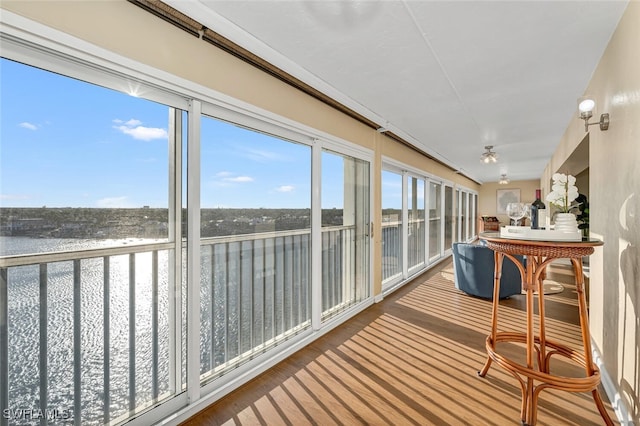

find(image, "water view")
[2,236,174,424]
[1,214,320,424]
[1,54,367,426]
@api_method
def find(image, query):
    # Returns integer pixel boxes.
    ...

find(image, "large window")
[381,170,403,283]
[381,163,451,291]
[444,185,454,251]
[455,188,477,242]
[321,150,370,319]
[0,58,172,248]
[0,58,185,424]
[472,193,478,237]
[460,191,468,241]
[0,52,373,425]
[428,181,442,261]
[407,177,426,271]
[198,116,312,381]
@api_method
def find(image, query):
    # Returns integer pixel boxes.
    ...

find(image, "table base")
[478,234,612,426]
[478,331,610,425]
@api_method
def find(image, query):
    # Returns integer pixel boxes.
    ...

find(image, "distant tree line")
[0,207,347,239]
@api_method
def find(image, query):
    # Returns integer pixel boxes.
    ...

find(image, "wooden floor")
[183,259,617,425]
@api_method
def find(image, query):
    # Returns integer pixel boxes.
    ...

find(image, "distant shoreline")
[0,207,364,240]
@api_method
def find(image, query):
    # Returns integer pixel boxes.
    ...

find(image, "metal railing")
[199,229,312,381]
[0,224,363,425]
[0,241,177,425]
[382,217,445,284]
[408,219,426,271]
[381,221,402,281]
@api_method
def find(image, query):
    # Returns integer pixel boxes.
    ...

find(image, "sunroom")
[1,1,637,425]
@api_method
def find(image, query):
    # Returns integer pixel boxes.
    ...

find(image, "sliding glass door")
[408,176,426,272]
[455,188,477,242]
[381,163,451,291]
[444,185,454,253]
[198,116,313,381]
[428,181,442,262]
[381,170,403,284]
[321,150,370,320]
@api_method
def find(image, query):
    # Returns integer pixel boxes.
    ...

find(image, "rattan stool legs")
[478,245,613,426]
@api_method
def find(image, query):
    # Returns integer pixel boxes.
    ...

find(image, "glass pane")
[0,60,171,253]
[461,192,468,241]
[381,170,403,283]
[0,58,182,424]
[445,186,453,249]
[408,177,425,270]
[321,150,370,320]
[429,182,442,260]
[198,116,312,380]
[473,193,478,236]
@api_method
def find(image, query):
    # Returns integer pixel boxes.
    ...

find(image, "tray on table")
[499,225,581,241]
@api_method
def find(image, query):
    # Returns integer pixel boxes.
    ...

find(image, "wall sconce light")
[578,97,609,132]
[498,174,510,185]
[480,145,498,163]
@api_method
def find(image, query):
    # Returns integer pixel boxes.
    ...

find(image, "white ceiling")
[165,0,628,183]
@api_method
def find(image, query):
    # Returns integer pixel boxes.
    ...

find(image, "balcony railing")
[382,217,443,284]
[199,229,311,382]
[0,225,361,425]
[0,241,178,425]
[381,221,402,282]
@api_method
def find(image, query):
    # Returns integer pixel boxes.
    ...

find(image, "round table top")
[479,232,603,258]
[479,232,604,248]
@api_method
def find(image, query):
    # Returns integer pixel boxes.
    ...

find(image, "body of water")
[2,232,313,425]
[2,236,174,424]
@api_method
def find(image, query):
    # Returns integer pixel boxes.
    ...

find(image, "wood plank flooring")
[182,259,617,425]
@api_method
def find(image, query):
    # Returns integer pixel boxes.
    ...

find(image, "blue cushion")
[451,242,524,299]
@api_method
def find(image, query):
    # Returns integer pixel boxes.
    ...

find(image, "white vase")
[554,213,578,233]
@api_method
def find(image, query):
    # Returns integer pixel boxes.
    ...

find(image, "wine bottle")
[530,189,547,229]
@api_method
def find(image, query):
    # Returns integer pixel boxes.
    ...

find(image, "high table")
[477,232,611,426]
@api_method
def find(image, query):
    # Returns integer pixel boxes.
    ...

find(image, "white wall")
[542,3,640,423]
[478,179,539,225]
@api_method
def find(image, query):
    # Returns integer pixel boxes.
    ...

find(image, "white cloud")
[210,172,253,187]
[0,194,31,201]
[113,118,167,141]
[96,196,133,208]
[115,125,168,141]
[239,147,288,163]
[19,122,38,131]
[224,176,254,183]
[276,185,295,193]
[124,119,142,126]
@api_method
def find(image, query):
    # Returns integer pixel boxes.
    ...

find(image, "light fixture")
[480,145,498,163]
[578,97,609,132]
[499,174,510,185]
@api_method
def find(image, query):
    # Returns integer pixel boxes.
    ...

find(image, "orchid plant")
[545,173,579,213]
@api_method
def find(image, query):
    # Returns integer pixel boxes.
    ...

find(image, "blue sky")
[0,58,353,209]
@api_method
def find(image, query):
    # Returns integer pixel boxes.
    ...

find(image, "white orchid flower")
[547,173,580,212]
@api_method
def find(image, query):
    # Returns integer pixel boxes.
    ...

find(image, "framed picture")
[497,188,520,214]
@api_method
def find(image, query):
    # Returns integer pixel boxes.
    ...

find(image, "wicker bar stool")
[477,232,611,426]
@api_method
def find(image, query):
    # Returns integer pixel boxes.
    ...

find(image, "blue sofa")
[452,242,524,299]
